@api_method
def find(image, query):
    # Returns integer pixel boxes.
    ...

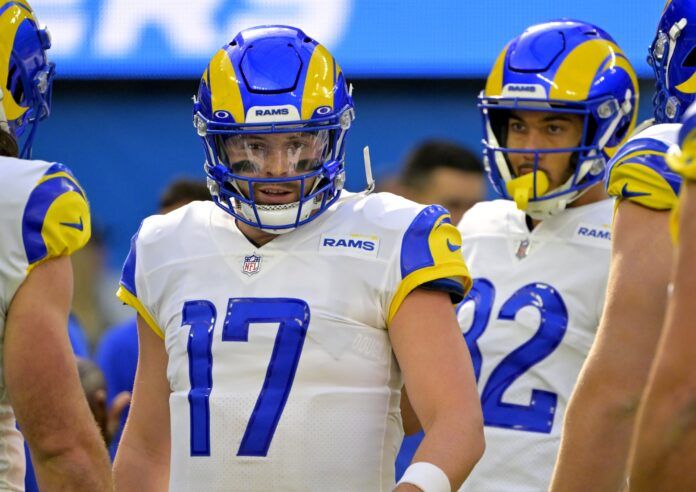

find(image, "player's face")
[220,131,329,205]
[414,169,485,224]
[505,110,584,190]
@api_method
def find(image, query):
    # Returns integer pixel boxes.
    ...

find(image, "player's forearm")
[409,411,485,490]
[630,184,696,491]
[550,374,640,491]
[114,439,169,492]
[32,434,112,491]
[629,367,696,491]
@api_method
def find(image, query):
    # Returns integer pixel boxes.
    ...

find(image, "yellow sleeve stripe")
[116,285,165,340]
[36,171,84,191]
[388,262,471,325]
[615,149,667,164]
[608,162,678,210]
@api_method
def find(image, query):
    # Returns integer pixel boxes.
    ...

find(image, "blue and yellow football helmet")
[649,0,696,123]
[479,20,638,219]
[0,0,54,158]
[193,25,355,232]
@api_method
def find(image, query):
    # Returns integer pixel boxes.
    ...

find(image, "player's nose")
[517,131,546,163]
[263,150,290,177]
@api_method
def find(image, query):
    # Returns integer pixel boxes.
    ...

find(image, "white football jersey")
[456,199,612,492]
[0,156,90,490]
[117,192,470,492]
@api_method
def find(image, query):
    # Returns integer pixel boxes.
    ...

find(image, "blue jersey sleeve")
[606,137,681,210]
[21,163,91,270]
[387,204,472,324]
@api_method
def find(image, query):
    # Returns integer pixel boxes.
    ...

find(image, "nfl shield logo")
[242,254,262,276]
[516,239,530,260]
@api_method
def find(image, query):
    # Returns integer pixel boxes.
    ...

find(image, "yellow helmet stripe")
[675,72,696,94]
[301,44,335,120]
[208,49,245,123]
[484,43,509,97]
[551,40,636,101]
[0,4,34,120]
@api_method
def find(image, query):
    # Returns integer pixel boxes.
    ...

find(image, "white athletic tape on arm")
[396,462,451,492]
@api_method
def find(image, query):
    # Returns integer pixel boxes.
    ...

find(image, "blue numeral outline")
[459,280,568,433]
[457,278,495,382]
[183,300,217,456]
[222,298,310,456]
[183,297,310,457]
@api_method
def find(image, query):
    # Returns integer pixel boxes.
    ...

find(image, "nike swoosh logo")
[447,239,461,252]
[60,217,84,231]
[621,183,650,199]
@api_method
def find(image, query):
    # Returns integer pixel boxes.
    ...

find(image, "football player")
[0,0,111,490]
[113,26,484,491]
[626,101,696,490]
[550,2,696,490]
[456,20,638,491]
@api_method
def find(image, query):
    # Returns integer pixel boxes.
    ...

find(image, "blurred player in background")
[384,139,486,224]
[627,101,696,491]
[551,2,696,490]
[97,177,210,458]
[0,0,111,489]
[113,25,483,491]
[456,20,637,491]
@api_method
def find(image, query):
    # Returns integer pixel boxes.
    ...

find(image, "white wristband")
[396,462,451,492]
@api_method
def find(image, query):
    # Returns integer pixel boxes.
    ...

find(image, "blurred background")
[27,0,666,341]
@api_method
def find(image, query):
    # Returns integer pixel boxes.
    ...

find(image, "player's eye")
[245,142,266,152]
[547,124,564,135]
[287,141,305,152]
[509,121,525,133]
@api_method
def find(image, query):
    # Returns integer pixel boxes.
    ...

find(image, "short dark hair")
[399,140,483,190]
[0,129,18,157]
[158,178,211,211]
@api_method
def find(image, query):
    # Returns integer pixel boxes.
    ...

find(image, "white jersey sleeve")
[116,192,470,492]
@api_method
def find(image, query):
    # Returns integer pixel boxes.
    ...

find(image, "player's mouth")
[516,164,544,177]
[254,185,299,204]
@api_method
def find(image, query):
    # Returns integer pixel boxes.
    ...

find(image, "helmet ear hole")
[6,64,23,104]
[683,46,696,67]
[487,109,509,146]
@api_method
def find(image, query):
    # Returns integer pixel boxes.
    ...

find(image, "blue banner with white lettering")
[34,0,661,78]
